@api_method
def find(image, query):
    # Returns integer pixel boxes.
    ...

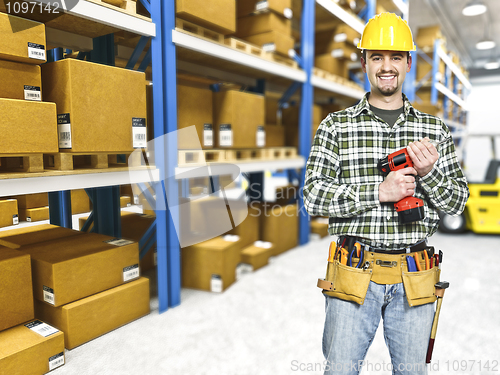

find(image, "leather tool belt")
[317,244,441,306]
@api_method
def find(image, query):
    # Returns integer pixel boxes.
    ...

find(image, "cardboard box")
[213,90,265,148]
[0,98,58,154]
[41,59,147,153]
[0,60,42,101]
[316,26,360,55]
[0,13,46,64]
[237,0,292,17]
[243,30,294,57]
[416,57,445,84]
[176,0,236,35]
[226,204,260,248]
[0,247,34,332]
[236,12,292,38]
[315,54,349,78]
[282,103,322,147]
[71,189,91,215]
[120,196,131,208]
[14,193,49,209]
[329,41,359,61]
[120,184,139,205]
[416,25,445,51]
[265,124,285,147]
[412,102,443,117]
[177,84,213,149]
[19,207,50,223]
[182,236,242,292]
[311,218,329,237]
[261,203,298,255]
[34,277,150,349]
[265,95,280,125]
[0,199,19,228]
[0,224,82,249]
[240,241,273,270]
[19,232,140,306]
[0,320,65,374]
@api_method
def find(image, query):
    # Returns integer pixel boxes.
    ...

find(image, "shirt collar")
[352,92,421,119]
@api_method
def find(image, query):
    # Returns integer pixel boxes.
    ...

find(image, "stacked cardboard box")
[71,189,92,215]
[235,0,295,57]
[14,193,49,223]
[282,102,323,147]
[315,24,361,79]
[0,199,19,227]
[264,94,285,147]
[176,0,236,35]
[213,89,265,148]
[0,13,58,157]
[260,203,298,255]
[41,58,147,153]
[0,225,149,350]
[240,241,274,271]
[416,25,446,53]
[311,217,329,238]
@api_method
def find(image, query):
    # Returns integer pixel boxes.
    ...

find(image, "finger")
[421,138,437,156]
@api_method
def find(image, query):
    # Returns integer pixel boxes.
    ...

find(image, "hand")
[406,137,439,177]
[379,167,417,203]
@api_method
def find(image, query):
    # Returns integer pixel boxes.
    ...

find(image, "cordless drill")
[377,138,450,224]
[377,147,424,224]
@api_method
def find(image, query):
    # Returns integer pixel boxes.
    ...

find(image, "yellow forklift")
[439,159,500,234]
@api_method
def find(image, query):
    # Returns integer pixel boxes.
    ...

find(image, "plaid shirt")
[303,93,469,250]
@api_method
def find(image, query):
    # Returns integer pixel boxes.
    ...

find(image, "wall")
[462,75,500,181]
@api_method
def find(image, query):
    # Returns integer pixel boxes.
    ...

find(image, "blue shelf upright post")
[297,0,315,245]
[46,47,72,228]
[362,0,375,93]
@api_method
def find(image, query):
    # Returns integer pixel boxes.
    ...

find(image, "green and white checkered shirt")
[303,93,469,250]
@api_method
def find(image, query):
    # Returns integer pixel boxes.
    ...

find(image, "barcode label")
[49,352,65,371]
[123,264,140,282]
[211,274,223,293]
[203,124,213,147]
[283,7,293,19]
[262,43,276,52]
[24,86,41,101]
[25,320,59,337]
[256,126,265,147]
[219,124,232,147]
[12,214,19,225]
[28,42,46,60]
[27,217,32,222]
[105,238,134,247]
[331,49,344,58]
[132,117,147,149]
[133,195,140,205]
[334,33,347,43]
[255,0,268,11]
[57,113,72,149]
[43,286,55,305]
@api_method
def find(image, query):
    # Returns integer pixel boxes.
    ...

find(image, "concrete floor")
[51,231,500,375]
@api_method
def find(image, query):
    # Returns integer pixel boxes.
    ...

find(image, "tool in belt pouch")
[317,241,441,306]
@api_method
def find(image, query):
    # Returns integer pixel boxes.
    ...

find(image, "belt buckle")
[376,260,397,268]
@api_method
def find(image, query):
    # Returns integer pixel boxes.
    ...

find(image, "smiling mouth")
[378,75,396,81]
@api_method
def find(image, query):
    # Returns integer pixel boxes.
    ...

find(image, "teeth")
[379,76,395,80]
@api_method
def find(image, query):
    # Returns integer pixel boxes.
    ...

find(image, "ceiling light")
[476,39,496,50]
[484,60,500,69]
[462,0,487,16]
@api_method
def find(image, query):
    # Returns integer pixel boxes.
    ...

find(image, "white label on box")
[132,117,147,149]
[24,85,41,101]
[254,240,273,249]
[350,52,358,62]
[331,49,344,58]
[25,320,59,337]
[12,215,19,225]
[57,113,72,149]
[353,38,360,47]
[28,42,46,60]
[123,264,140,282]
[49,352,65,371]
[256,126,266,147]
[219,124,233,147]
[283,7,293,19]
[105,238,135,247]
[222,234,240,242]
[256,0,268,11]
[134,195,140,205]
[334,33,347,43]
[27,217,32,222]
[204,123,213,147]
[263,43,276,52]
[211,274,223,293]
[43,286,55,305]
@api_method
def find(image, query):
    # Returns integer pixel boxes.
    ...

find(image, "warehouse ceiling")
[408,0,500,78]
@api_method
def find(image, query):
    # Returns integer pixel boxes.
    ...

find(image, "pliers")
[348,243,364,268]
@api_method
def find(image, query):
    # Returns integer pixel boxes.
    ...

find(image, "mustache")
[377,70,399,76]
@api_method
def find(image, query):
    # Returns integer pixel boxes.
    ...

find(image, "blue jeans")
[322,281,434,375]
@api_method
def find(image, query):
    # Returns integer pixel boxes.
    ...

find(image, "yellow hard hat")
[357,13,416,51]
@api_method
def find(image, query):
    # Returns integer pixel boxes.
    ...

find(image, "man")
[303,13,469,375]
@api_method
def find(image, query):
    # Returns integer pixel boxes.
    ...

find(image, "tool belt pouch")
[402,265,440,307]
[317,259,372,305]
